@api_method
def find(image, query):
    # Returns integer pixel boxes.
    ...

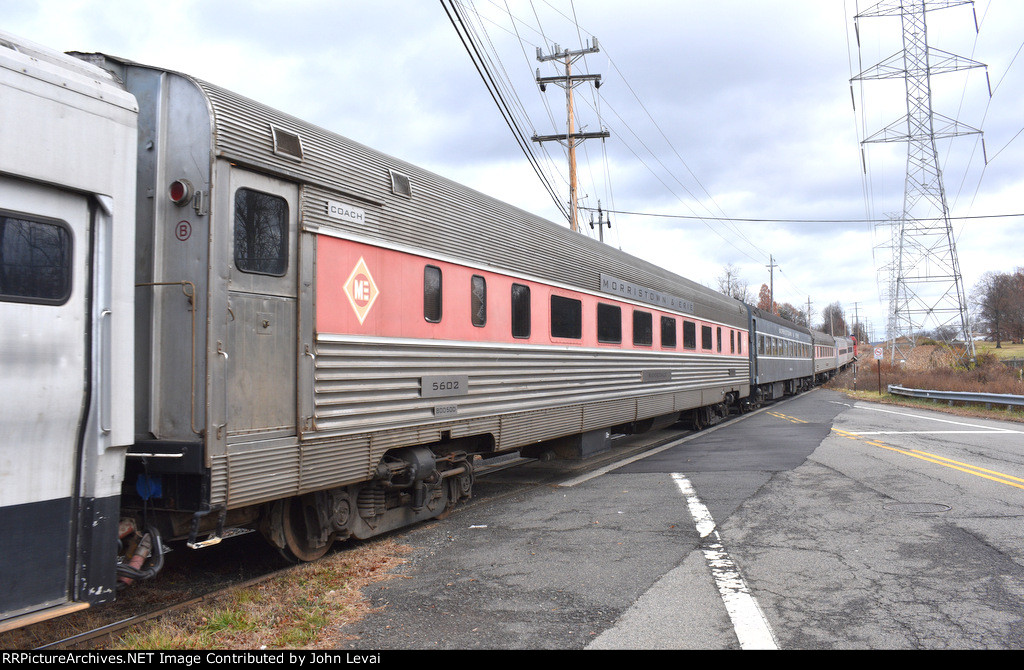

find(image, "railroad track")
[12,454,541,650]
[17,429,698,650]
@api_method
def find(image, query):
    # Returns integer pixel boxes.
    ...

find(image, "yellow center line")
[909,449,1024,485]
[768,413,1024,491]
[862,440,1024,490]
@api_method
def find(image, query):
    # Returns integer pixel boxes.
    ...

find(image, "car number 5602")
[420,375,469,398]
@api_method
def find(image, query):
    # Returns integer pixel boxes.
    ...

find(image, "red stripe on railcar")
[316,236,747,355]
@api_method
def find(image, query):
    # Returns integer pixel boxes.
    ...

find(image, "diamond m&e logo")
[343,257,379,324]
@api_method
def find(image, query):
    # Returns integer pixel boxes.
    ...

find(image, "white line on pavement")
[671,472,779,651]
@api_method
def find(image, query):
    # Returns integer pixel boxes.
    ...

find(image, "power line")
[441,0,571,222]
[578,206,1024,225]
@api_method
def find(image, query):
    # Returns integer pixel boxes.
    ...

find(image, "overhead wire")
[479,0,752,254]
[578,206,1023,225]
[462,0,576,220]
[441,0,571,221]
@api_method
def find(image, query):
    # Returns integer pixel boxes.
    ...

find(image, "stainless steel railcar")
[1,35,752,628]
[811,328,841,382]
[836,335,857,369]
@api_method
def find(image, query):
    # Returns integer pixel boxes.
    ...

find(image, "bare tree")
[716,263,750,303]
[776,302,807,326]
[818,302,848,336]
[972,270,1024,347]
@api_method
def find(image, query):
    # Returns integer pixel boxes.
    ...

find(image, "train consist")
[0,32,855,630]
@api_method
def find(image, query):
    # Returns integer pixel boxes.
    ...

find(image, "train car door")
[223,169,299,442]
[0,175,90,621]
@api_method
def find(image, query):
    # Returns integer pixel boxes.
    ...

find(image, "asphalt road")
[332,390,1024,650]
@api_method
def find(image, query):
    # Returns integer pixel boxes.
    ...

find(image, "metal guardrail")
[888,385,1024,410]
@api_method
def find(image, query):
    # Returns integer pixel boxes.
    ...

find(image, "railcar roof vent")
[271,125,304,162]
[389,170,412,198]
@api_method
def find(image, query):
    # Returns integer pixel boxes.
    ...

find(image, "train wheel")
[280,494,331,562]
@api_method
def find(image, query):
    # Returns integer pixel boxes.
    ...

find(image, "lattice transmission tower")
[853,0,988,363]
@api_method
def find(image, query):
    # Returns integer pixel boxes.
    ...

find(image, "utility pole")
[589,200,611,243]
[766,255,777,314]
[533,39,609,234]
[853,0,987,364]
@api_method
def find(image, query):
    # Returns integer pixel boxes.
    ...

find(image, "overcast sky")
[3,1,1021,340]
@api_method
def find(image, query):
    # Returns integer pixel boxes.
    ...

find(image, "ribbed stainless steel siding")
[313,334,748,445]
[207,338,748,509]
[211,434,372,508]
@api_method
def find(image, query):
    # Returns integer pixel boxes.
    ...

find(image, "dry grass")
[829,344,1024,422]
[975,340,1024,360]
[113,538,412,650]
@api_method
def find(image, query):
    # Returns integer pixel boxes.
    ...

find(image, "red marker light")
[169,179,192,206]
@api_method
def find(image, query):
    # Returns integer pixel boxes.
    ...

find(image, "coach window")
[701,325,713,351]
[683,320,696,350]
[471,275,486,327]
[234,188,288,276]
[0,214,72,305]
[424,265,442,322]
[716,327,722,353]
[551,295,582,339]
[597,303,622,344]
[633,310,653,346]
[730,330,735,354]
[661,316,677,348]
[511,283,531,338]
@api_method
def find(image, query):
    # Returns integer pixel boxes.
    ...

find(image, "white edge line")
[672,472,779,650]
[851,402,1024,432]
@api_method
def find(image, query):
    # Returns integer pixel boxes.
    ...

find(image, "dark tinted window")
[550,295,582,339]
[716,327,722,352]
[633,310,653,346]
[0,215,72,304]
[234,188,288,275]
[471,275,486,327]
[683,321,696,350]
[702,325,713,350]
[511,283,530,338]
[597,303,622,343]
[661,316,677,348]
[424,265,442,322]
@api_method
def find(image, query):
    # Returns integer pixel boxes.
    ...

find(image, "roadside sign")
[874,347,883,394]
